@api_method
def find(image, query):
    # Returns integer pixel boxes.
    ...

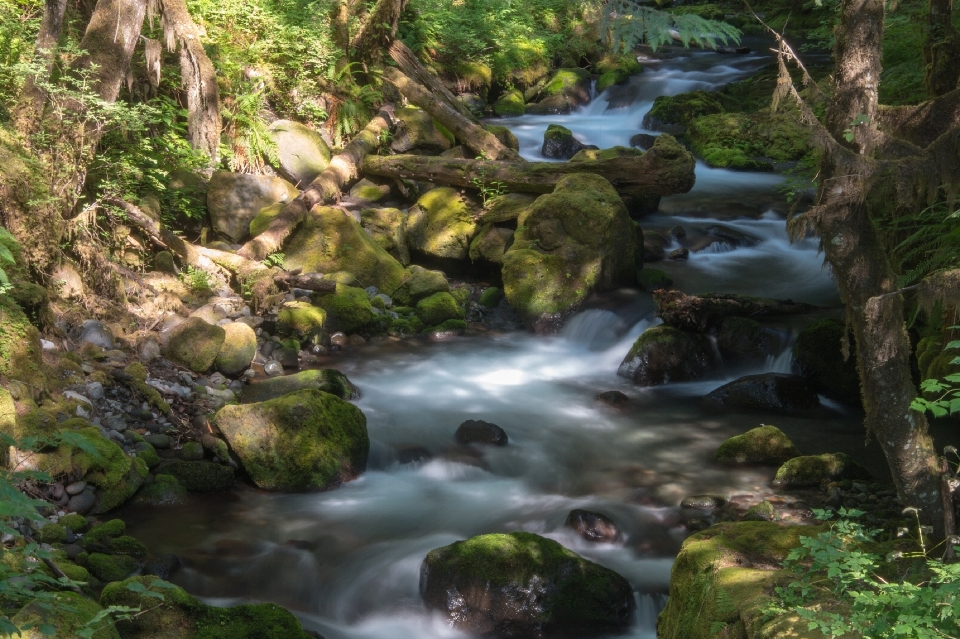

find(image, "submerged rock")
[420,532,634,637]
[595,390,629,406]
[565,509,622,543]
[618,325,714,386]
[701,374,820,414]
[715,425,801,465]
[455,419,508,446]
[214,388,369,491]
[772,453,870,488]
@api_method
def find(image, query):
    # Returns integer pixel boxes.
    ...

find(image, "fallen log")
[382,65,520,161]
[387,39,476,122]
[654,290,819,333]
[236,106,394,261]
[362,134,696,199]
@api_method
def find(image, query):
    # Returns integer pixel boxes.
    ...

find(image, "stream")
[120,42,882,638]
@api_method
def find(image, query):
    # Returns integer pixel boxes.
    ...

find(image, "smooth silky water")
[120,44,883,639]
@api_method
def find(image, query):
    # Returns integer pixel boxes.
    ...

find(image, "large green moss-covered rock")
[214,388,369,491]
[792,319,860,403]
[87,552,138,582]
[360,207,409,265]
[687,112,813,171]
[415,292,464,326]
[277,300,326,337]
[772,453,870,488]
[10,591,120,639]
[312,284,380,334]
[527,68,592,114]
[541,123,586,160]
[163,317,225,373]
[478,193,536,224]
[132,473,186,506]
[391,265,450,306]
[100,576,313,639]
[390,107,454,154]
[267,119,331,187]
[502,173,637,331]
[715,425,801,465]
[642,91,724,133]
[469,224,514,264]
[421,532,634,637]
[242,369,357,404]
[595,54,643,92]
[493,89,526,117]
[283,206,406,294]
[617,325,715,385]
[405,187,479,260]
[206,172,298,242]
[215,322,257,376]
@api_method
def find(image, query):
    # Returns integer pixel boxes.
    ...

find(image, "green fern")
[880,202,960,287]
[221,82,279,173]
[600,1,741,52]
[0,227,18,296]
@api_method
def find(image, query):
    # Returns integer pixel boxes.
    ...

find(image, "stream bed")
[120,43,886,639]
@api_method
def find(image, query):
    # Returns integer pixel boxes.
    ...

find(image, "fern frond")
[601,1,741,52]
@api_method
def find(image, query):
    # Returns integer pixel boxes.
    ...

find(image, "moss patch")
[132,474,186,506]
[11,591,120,639]
[87,552,138,582]
[248,202,284,238]
[687,112,813,170]
[405,187,479,261]
[163,317,226,373]
[392,265,450,306]
[715,425,801,465]
[494,89,526,117]
[312,284,381,334]
[277,300,326,337]
[158,461,235,492]
[415,292,464,326]
[242,368,357,404]
[773,453,871,488]
[479,287,502,308]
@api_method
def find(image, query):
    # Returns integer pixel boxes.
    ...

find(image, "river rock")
[479,193,536,224]
[415,292,464,326]
[454,419,508,446]
[715,425,801,465]
[390,107,453,155]
[163,317,226,373]
[268,119,331,187]
[701,374,820,414]
[502,173,637,332]
[283,206,406,294]
[636,268,672,292]
[630,133,658,150]
[618,325,714,385]
[313,284,381,334]
[360,207,410,265]
[392,265,450,306]
[159,460,235,492]
[595,390,629,406]
[483,124,521,151]
[494,89,526,116]
[215,322,257,376]
[420,532,634,637]
[78,320,114,350]
[792,318,860,403]
[654,290,818,333]
[242,369,357,404]
[541,124,586,160]
[565,509,622,543]
[214,388,369,491]
[527,68,592,115]
[405,187,478,260]
[772,453,871,488]
[469,224,514,264]
[680,494,727,510]
[715,316,779,363]
[207,171,299,242]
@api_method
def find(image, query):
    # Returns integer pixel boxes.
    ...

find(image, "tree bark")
[12,0,68,137]
[362,136,697,199]
[924,0,960,96]
[351,0,407,63]
[387,39,476,122]
[73,0,148,103]
[160,0,221,164]
[815,0,944,532]
[236,106,394,261]
[382,65,520,161]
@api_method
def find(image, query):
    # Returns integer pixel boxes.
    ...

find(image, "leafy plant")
[0,226,18,295]
[324,64,381,147]
[180,266,213,294]
[221,81,278,173]
[598,0,741,53]
[912,328,960,417]
[263,252,285,268]
[470,176,507,205]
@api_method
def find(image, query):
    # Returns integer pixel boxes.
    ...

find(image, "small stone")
[330,332,348,347]
[179,442,205,461]
[454,420,508,446]
[667,247,689,261]
[41,339,56,351]
[742,501,775,521]
[596,390,629,406]
[78,320,114,349]
[65,481,86,496]
[63,390,93,406]
[67,491,96,515]
[139,340,162,362]
[565,509,621,543]
[365,286,379,298]
[680,494,727,510]
[84,382,105,400]
[264,360,284,377]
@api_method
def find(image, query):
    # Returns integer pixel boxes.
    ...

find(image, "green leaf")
[126,581,147,593]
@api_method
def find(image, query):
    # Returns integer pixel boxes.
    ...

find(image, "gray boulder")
[207,172,298,242]
[268,119,331,187]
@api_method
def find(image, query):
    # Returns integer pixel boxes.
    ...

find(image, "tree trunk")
[924,0,960,96]
[160,0,221,164]
[362,136,697,199]
[387,39,477,122]
[236,106,394,261]
[382,66,519,161]
[12,0,68,137]
[351,0,407,64]
[817,0,944,531]
[73,0,148,103]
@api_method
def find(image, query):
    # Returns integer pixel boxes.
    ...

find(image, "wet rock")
[416,292,464,326]
[405,187,478,260]
[773,453,871,488]
[216,322,258,376]
[701,374,820,414]
[667,247,689,261]
[313,284,381,334]
[715,425,801,465]
[527,68,592,115]
[742,500,775,521]
[618,325,714,386]
[207,171,298,242]
[427,319,467,340]
[133,474,186,506]
[179,442,204,461]
[396,444,432,465]
[268,119,331,187]
[792,318,860,403]
[455,419,508,446]
[214,389,369,491]
[263,360,284,377]
[654,289,818,333]
[392,265,450,306]
[596,390,629,407]
[67,490,96,515]
[78,320,114,350]
[144,553,181,580]
[636,268,672,292]
[420,532,634,637]
[629,133,658,150]
[680,494,727,510]
[484,124,520,151]
[145,434,171,450]
[541,123,585,160]
[715,316,779,363]
[565,509,622,543]
[242,369,357,403]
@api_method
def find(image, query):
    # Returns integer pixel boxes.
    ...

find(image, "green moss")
[644,91,724,130]
[405,187,479,261]
[216,322,258,376]
[543,123,574,144]
[277,300,326,337]
[132,473,186,506]
[773,453,871,488]
[87,552,138,582]
[213,388,369,491]
[131,379,171,414]
[37,523,66,544]
[595,53,643,76]
[241,368,357,403]
[687,112,814,170]
[426,319,467,334]
[636,268,672,292]
[452,60,492,96]
[83,519,126,550]
[94,455,149,514]
[360,207,409,265]
[478,287,502,308]
[450,287,470,306]
[569,145,643,162]
[541,68,590,97]
[392,265,450,306]
[100,576,312,639]
[494,89,525,116]
[715,425,801,465]
[108,535,148,557]
[163,317,226,373]
[58,513,88,532]
[137,446,160,469]
[123,362,148,381]
[793,319,860,403]
[0,294,46,393]
[11,591,120,639]
[743,500,776,522]
[482,124,520,151]
[159,461,235,492]
[313,284,381,334]
[415,292,464,326]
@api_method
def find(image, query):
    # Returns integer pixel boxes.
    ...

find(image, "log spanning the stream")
[361,134,697,200]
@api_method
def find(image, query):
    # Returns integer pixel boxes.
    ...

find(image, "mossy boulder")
[10,591,120,639]
[82,519,126,550]
[715,425,801,465]
[494,89,526,117]
[206,171,298,242]
[541,124,586,160]
[483,124,521,151]
[349,178,390,202]
[468,224,514,264]
[527,68,592,114]
[479,193,536,224]
[87,552,139,582]
[617,325,715,385]
[158,461,235,492]
[100,576,313,639]
[132,474,186,506]
[773,453,871,488]
[642,91,724,133]
[163,317,226,373]
[248,202,283,238]
[502,173,636,331]
[792,319,860,403]
[215,322,257,376]
[687,112,813,171]
[360,207,409,265]
[391,265,450,307]
[36,522,66,543]
[716,316,779,363]
[657,521,827,639]
[405,187,479,261]
[595,54,643,93]
[415,292,464,326]
[59,513,88,532]
[312,284,380,334]
[241,368,357,404]
[452,60,492,98]
[267,119,331,187]
[390,107,454,154]
[479,287,502,308]
[283,205,406,293]
[421,532,634,636]
[0,294,45,393]
[214,388,369,491]
[277,300,326,337]
[569,145,644,162]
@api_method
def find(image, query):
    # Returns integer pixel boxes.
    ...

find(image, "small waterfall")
[561,309,627,351]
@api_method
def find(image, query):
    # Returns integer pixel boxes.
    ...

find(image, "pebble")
[67,490,96,515]
[41,339,56,350]
[103,415,126,431]
[65,481,86,496]
[139,339,162,362]
[84,382,105,400]
[365,286,379,298]
[264,360,284,377]
[375,293,392,308]
[63,390,93,406]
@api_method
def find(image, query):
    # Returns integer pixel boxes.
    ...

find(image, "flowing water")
[120,43,884,638]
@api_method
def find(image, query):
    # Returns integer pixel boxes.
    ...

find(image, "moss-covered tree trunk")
[924,0,960,96]
[817,0,944,532]
[12,0,68,137]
